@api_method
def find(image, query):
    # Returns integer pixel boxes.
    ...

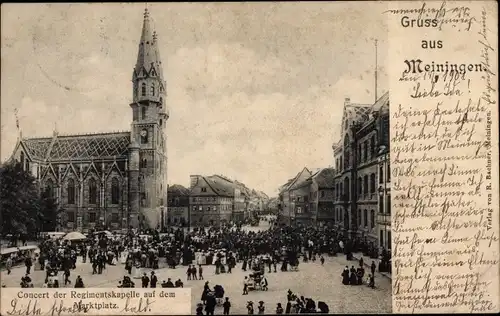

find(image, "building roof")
[168,184,190,196]
[21,132,130,162]
[344,104,372,125]
[372,91,389,114]
[312,168,336,189]
[205,175,235,197]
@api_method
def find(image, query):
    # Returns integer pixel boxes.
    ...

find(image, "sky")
[1,2,388,196]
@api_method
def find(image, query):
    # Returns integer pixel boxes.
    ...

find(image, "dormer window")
[201,187,207,192]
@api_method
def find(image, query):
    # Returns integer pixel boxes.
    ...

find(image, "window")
[370,210,375,228]
[151,84,155,96]
[111,213,119,222]
[198,206,202,211]
[363,175,368,197]
[45,179,55,198]
[20,152,25,170]
[159,119,163,127]
[67,211,75,222]
[379,165,384,183]
[370,173,376,194]
[388,231,392,249]
[358,177,362,195]
[363,142,368,161]
[320,191,325,198]
[88,179,97,204]
[89,212,97,223]
[159,97,163,105]
[140,158,147,168]
[371,135,376,155]
[67,179,76,204]
[386,194,391,215]
[364,209,368,227]
[201,187,207,193]
[358,209,362,226]
[111,177,120,204]
[192,206,197,212]
[141,83,146,96]
[296,207,302,214]
[343,177,350,200]
[142,106,147,120]
[387,163,391,182]
[379,194,384,214]
[380,230,384,247]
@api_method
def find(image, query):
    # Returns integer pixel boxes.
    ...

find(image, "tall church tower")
[129,8,169,229]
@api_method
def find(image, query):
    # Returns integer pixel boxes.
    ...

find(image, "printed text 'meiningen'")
[404,60,485,75]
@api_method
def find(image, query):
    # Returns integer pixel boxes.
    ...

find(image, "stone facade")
[332,92,390,248]
[6,9,168,232]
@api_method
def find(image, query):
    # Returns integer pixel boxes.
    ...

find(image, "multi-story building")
[278,167,312,225]
[188,175,234,227]
[307,168,336,226]
[5,9,169,231]
[166,184,190,227]
[332,92,390,249]
[188,174,263,226]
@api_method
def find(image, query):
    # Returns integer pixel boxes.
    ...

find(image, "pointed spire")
[135,7,157,76]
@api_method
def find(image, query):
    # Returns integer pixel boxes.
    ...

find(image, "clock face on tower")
[140,129,148,144]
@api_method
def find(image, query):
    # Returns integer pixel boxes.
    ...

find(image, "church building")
[6,9,169,232]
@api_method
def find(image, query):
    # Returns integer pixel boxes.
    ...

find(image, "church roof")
[22,132,130,162]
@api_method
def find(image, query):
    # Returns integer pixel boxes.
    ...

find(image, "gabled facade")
[278,167,312,225]
[5,9,169,232]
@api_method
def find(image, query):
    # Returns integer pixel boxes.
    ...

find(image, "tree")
[39,188,63,232]
[0,162,41,236]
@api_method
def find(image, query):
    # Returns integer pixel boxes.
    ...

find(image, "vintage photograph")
[1,3,391,314]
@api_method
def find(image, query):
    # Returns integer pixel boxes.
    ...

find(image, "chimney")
[344,97,350,106]
[190,175,200,189]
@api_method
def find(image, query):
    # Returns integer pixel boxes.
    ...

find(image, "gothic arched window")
[111,177,120,204]
[67,178,75,204]
[141,83,146,96]
[88,178,97,204]
[46,178,55,198]
[20,152,25,170]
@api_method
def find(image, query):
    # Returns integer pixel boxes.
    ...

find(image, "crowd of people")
[2,215,389,313]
